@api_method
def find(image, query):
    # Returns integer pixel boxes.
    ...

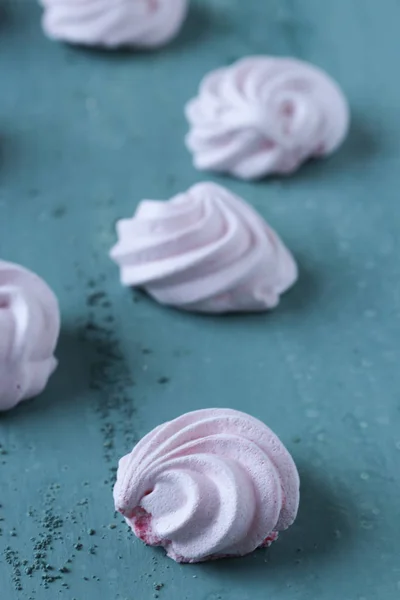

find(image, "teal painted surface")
[1,0,400,598]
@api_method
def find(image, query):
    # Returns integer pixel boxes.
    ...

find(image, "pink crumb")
[260,531,279,547]
[131,507,162,546]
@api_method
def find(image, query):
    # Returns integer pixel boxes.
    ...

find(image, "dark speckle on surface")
[51,206,67,219]
[59,566,70,574]
[154,582,164,591]
[87,291,107,307]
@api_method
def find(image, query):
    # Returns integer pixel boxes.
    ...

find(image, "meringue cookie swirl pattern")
[186,56,350,179]
[41,0,188,49]
[0,261,60,411]
[110,182,297,313]
[114,408,300,563]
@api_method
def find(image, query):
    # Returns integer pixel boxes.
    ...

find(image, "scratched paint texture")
[0,1,400,599]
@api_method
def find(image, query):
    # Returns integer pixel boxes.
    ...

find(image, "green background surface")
[1,1,399,599]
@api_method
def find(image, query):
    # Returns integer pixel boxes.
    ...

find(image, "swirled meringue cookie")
[110,182,297,313]
[185,56,350,179]
[41,0,188,49]
[0,261,60,411]
[114,408,300,563]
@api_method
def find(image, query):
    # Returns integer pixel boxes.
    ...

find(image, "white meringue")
[114,408,300,563]
[185,56,350,179]
[41,0,188,49]
[0,261,60,411]
[109,182,297,313]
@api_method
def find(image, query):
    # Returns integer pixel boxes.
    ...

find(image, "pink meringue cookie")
[0,261,60,411]
[40,0,188,49]
[109,182,297,313]
[114,408,300,563]
[185,56,350,179]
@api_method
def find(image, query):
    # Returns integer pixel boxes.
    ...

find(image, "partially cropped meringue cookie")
[41,0,188,49]
[114,408,300,563]
[185,56,350,179]
[110,182,297,313]
[0,261,60,411]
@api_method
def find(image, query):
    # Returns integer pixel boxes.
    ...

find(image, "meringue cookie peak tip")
[110,182,298,313]
[113,408,300,563]
[0,260,60,411]
[185,55,349,180]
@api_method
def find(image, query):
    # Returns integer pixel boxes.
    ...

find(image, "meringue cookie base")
[127,508,279,563]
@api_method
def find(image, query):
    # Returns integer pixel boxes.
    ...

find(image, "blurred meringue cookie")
[185,56,350,179]
[114,408,300,563]
[41,0,188,49]
[110,182,297,313]
[0,261,60,411]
